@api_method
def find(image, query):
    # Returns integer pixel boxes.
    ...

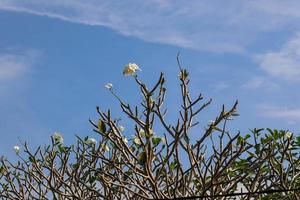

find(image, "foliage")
[0,61,300,199]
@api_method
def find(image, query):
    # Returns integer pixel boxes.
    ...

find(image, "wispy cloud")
[260,105,300,123]
[256,33,300,81]
[2,1,300,53]
[0,50,39,93]
[242,76,279,90]
[213,81,229,92]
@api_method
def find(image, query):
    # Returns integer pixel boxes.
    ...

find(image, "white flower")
[138,128,145,137]
[208,120,215,124]
[133,137,142,145]
[13,146,20,154]
[104,83,113,90]
[118,126,125,132]
[86,138,97,146]
[138,128,154,137]
[226,167,233,173]
[123,63,141,76]
[123,137,128,144]
[52,132,64,143]
[149,129,154,136]
[178,71,183,78]
[101,144,110,152]
[161,137,166,144]
[286,131,293,139]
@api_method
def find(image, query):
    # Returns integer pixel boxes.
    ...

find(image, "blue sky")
[1,1,300,157]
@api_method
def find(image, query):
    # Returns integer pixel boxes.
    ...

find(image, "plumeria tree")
[1,59,300,199]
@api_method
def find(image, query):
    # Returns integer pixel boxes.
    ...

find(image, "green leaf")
[0,166,5,174]
[235,159,249,171]
[261,166,269,173]
[152,137,162,146]
[89,176,97,184]
[251,128,264,136]
[183,135,190,143]
[72,163,80,169]
[124,171,132,181]
[261,135,272,144]
[138,152,147,165]
[98,120,106,133]
[170,161,177,171]
[296,136,300,146]
[237,136,244,145]
[272,160,281,172]
[266,128,273,135]
[58,145,68,153]
[184,70,189,78]
[129,146,136,152]
[244,134,251,140]
[161,87,166,92]
[228,171,235,178]
[255,144,261,154]
[28,156,35,163]
[205,176,211,183]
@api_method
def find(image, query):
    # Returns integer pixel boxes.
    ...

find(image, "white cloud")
[260,105,300,123]
[248,1,300,19]
[0,54,29,82]
[256,33,300,81]
[242,76,278,90]
[213,82,229,92]
[0,50,39,93]
[2,1,300,53]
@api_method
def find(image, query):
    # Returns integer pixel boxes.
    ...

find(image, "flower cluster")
[123,137,128,144]
[52,132,64,144]
[286,131,293,139]
[134,137,142,145]
[13,146,20,154]
[123,63,141,76]
[85,138,97,146]
[101,143,110,152]
[105,83,113,90]
[118,125,125,132]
